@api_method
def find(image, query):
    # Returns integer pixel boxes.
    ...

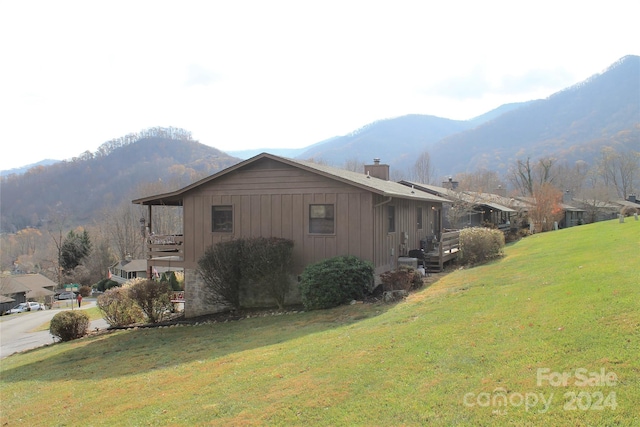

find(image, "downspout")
[374,196,393,208]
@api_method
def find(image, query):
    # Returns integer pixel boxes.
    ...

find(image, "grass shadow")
[1,302,396,383]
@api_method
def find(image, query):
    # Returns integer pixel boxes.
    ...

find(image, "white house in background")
[108,258,182,285]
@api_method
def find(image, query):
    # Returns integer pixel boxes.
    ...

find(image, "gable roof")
[111,259,148,273]
[8,274,57,290]
[1,275,34,295]
[400,180,516,212]
[1,274,57,298]
[133,153,451,205]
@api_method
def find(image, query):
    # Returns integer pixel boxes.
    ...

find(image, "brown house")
[133,153,450,317]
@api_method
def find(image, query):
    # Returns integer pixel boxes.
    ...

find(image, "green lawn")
[1,219,638,426]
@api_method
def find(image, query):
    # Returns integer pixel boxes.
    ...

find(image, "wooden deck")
[424,230,460,272]
[147,234,184,264]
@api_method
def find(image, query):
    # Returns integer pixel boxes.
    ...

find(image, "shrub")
[79,285,92,297]
[95,278,119,292]
[50,311,90,342]
[299,255,374,310]
[198,237,295,310]
[620,205,639,217]
[244,237,295,309]
[167,271,182,291]
[459,227,505,266]
[198,239,245,309]
[380,266,423,291]
[128,279,173,323]
[97,287,145,327]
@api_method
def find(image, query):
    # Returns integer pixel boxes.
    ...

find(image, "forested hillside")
[429,55,640,175]
[0,127,241,232]
[296,114,472,170]
[294,56,639,178]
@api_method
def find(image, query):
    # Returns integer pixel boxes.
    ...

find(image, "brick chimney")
[628,194,638,204]
[493,185,507,197]
[364,158,390,180]
[442,177,458,190]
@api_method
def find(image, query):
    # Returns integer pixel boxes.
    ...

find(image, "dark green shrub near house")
[95,278,120,292]
[198,239,249,310]
[49,311,90,342]
[198,237,295,310]
[299,255,374,310]
[459,227,505,266]
[243,237,295,310]
[160,271,183,291]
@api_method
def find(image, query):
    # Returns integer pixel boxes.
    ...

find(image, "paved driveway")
[0,301,109,359]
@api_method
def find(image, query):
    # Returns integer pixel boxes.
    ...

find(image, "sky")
[1,0,638,171]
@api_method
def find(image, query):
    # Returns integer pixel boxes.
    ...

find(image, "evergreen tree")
[60,230,92,272]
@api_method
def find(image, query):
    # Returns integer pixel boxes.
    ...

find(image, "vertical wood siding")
[181,160,376,273]
[371,195,440,274]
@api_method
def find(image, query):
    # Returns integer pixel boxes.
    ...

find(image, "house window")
[417,207,423,229]
[212,205,233,232]
[309,204,335,234]
[388,205,395,233]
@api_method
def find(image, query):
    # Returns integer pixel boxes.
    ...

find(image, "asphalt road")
[0,300,109,359]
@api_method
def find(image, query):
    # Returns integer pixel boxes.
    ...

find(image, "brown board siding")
[371,196,440,274]
[181,163,376,273]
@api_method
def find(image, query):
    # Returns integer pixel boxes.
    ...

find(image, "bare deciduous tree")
[411,151,435,184]
[578,184,616,223]
[455,169,504,193]
[598,146,640,198]
[343,158,364,173]
[508,157,557,197]
[98,202,147,261]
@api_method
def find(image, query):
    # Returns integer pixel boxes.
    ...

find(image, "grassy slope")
[1,219,638,426]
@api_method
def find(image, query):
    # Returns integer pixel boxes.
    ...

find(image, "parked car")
[4,302,43,314]
[55,291,76,300]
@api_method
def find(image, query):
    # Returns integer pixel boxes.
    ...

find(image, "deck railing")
[424,230,460,272]
[147,234,184,260]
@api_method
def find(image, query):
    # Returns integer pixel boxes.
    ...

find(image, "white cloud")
[1,0,638,170]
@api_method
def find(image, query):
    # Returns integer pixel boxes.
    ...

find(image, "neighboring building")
[108,258,181,285]
[400,181,517,231]
[133,153,451,317]
[0,274,56,313]
[558,203,586,228]
[614,195,640,213]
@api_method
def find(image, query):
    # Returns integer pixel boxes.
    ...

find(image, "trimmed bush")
[97,286,145,327]
[50,311,90,342]
[459,227,505,266]
[299,255,374,310]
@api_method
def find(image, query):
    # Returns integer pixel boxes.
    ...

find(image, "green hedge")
[299,255,373,310]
